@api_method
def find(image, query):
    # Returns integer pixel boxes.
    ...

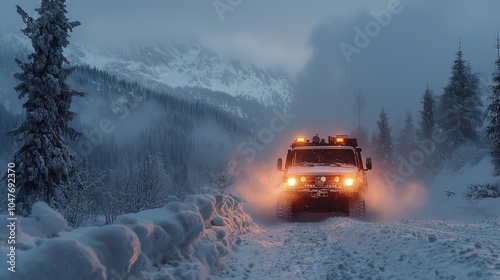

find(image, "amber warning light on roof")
[326,135,348,144]
[295,137,306,143]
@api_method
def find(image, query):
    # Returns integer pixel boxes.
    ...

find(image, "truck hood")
[286,166,358,176]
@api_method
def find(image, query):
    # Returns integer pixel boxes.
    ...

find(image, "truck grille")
[300,176,341,188]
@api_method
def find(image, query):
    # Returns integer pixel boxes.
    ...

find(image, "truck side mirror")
[277,158,283,171]
[366,157,372,170]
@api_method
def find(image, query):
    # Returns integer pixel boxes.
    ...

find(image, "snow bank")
[0,192,253,280]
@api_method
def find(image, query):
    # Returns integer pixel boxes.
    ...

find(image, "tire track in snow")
[216,218,500,280]
[217,219,385,279]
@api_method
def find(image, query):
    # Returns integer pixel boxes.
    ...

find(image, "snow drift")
[0,192,253,280]
[416,157,500,221]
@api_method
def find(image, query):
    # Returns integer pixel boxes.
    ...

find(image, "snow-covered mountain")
[65,42,294,108]
[0,30,295,109]
[0,30,30,55]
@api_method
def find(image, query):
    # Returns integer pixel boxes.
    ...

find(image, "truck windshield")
[291,149,356,166]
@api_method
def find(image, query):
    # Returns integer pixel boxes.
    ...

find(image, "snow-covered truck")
[276,134,372,220]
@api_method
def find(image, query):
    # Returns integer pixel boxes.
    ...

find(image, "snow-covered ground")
[415,157,500,221]
[1,158,499,279]
[218,218,500,279]
[214,157,500,280]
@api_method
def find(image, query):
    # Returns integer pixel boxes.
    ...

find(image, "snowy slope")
[416,156,500,221]
[0,31,30,56]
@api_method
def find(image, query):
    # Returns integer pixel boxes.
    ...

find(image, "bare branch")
[352,90,367,128]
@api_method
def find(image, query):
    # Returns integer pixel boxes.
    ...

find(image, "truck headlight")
[344,178,355,187]
[287,177,297,186]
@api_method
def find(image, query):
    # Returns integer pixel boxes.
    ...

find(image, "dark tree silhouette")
[438,40,482,154]
[486,33,500,176]
[10,0,82,215]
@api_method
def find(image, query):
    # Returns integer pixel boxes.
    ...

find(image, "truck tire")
[349,196,365,218]
[337,198,349,215]
[277,194,294,222]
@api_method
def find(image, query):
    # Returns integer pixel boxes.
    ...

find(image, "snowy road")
[217,217,500,280]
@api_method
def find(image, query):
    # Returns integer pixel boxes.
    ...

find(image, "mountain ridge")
[0,29,295,109]
[66,42,294,108]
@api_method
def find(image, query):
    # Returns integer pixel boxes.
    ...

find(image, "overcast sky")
[1,0,500,133]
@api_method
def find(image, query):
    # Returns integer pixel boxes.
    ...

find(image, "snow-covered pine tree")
[396,109,416,157]
[486,33,500,176]
[374,107,395,169]
[417,85,436,141]
[136,155,169,210]
[11,1,82,215]
[439,40,483,154]
[171,162,193,200]
[413,85,444,179]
